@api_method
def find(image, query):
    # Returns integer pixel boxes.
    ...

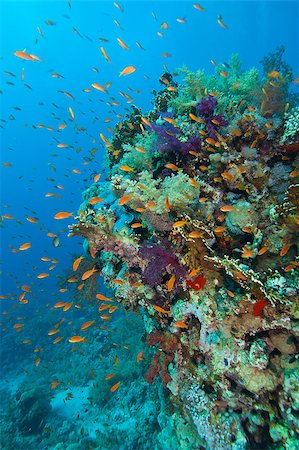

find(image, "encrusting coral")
[70,49,299,449]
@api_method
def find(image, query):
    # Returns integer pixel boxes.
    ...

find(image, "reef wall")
[70,49,299,449]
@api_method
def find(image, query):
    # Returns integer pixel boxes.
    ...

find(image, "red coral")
[144,331,178,387]
[186,275,206,291]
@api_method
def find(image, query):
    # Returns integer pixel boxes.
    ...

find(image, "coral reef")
[70,52,299,449]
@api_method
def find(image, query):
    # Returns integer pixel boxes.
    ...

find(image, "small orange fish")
[110,381,121,392]
[73,256,83,271]
[165,195,170,212]
[91,83,107,93]
[258,246,268,256]
[69,335,85,343]
[37,273,49,279]
[105,373,115,380]
[94,173,101,182]
[220,205,235,212]
[51,380,60,390]
[54,302,66,308]
[214,226,226,233]
[137,351,144,363]
[174,321,188,329]
[54,211,73,219]
[167,274,175,292]
[220,71,229,77]
[119,66,136,76]
[241,248,255,258]
[173,220,187,228]
[89,197,104,204]
[96,293,113,301]
[112,279,124,285]
[193,3,205,11]
[131,223,143,228]
[117,37,129,50]
[81,320,95,331]
[100,46,111,64]
[63,302,73,312]
[165,163,180,171]
[153,305,171,314]
[53,337,64,344]
[19,242,31,251]
[82,266,97,280]
[280,243,291,257]
[35,357,41,367]
[48,329,60,336]
[189,231,201,238]
[118,194,133,205]
[119,165,134,172]
[14,50,35,61]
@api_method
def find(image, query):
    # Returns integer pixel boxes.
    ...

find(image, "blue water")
[1,1,298,449]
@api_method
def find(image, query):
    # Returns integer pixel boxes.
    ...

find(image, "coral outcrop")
[70,49,299,449]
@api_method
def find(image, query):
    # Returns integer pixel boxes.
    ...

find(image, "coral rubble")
[71,50,299,449]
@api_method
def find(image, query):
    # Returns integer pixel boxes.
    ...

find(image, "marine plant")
[70,51,299,449]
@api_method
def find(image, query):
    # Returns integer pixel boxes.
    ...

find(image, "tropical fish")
[174,321,188,329]
[117,37,129,50]
[153,305,171,314]
[110,381,121,392]
[81,266,97,280]
[54,212,73,219]
[19,242,31,250]
[69,335,85,343]
[118,194,133,205]
[81,321,95,331]
[167,274,175,292]
[217,15,228,29]
[119,66,136,76]
[73,256,83,271]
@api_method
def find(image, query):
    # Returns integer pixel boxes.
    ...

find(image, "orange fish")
[100,47,111,63]
[165,163,180,171]
[119,66,136,76]
[173,220,187,228]
[258,246,268,256]
[48,329,60,336]
[89,197,104,204]
[105,373,115,380]
[153,305,171,314]
[54,212,73,219]
[241,248,255,258]
[91,83,107,93]
[117,37,129,50]
[51,380,60,390]
[94,173,101,182]
[189,231,201,238]
[26,217,38,223]
[193,3,205,11]
[137,351,144,363]
[131,223,143,228]
[34,357,41,367]
[73,256,83,271]
[96,293,113,301]
[37,273,49,279]
[69,335,85,343]
[280,243,291,257]
[81,320,95,331]
[81,266,97,280]
[220,205,235,212]
[63,302,73,312]
[110,381,121,392]
[119,165,134,172]
[13,50,35,61]
[54,302,66,308]
[165,195,170,211]
[53,336,64,344]
[118,194,133,205]
[19,242,31,251]
[167,274,175,292]
[174,321,188,329]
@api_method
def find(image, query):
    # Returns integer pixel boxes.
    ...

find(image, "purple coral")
[152,123,201,156]
[196,96,228,139]
[139,239,187,290]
